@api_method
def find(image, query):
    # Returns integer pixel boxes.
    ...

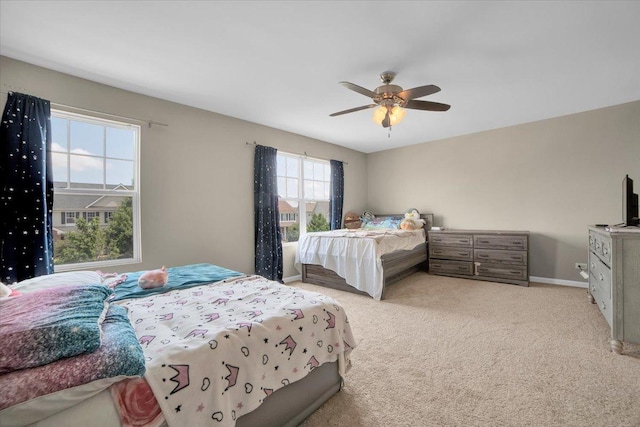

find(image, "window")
[51,111,141,269]
[63,212,78,225]
[85,211,99,221]
[277,153,331,243]
[279,212,297,222]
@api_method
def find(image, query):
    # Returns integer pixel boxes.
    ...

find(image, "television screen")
[623,174,639,227]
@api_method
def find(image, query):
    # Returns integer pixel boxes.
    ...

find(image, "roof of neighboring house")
[53,194,126,210]
[278,199,296,214]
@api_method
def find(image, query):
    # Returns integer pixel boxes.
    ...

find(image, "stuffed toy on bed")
[400,209,425,230]
[138,266,169,289]
[0,282,20,298]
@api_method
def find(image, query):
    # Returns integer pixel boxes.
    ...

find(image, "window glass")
[70,120,104,156]
[277,154,331,243]
[51,111,140,269]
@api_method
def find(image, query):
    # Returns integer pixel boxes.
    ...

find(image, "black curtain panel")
[254,145,283,282]
[329,159,344,230]
[1,92,54,283]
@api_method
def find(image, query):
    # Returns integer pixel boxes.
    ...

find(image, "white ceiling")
[1,1,639,153]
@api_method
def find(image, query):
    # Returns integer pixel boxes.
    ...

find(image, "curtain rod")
[1,90,168,128]
[245,141,348,165]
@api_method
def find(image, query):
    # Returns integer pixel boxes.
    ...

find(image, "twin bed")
[0,264,355,427]
[296,213,434,300]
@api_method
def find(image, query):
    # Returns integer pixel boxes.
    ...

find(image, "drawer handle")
[432,264,441,268]
[458,253,468,257]
[478,254,488,258]
[478,240,490,244]
[459,239,469,243]
[599,273,604,281]
[590,262,595,269]
[510,271,521,275]
[602,300,606,310]
[458,267,467,271]
[596,242,601,250]
[603,247,609,255]
[511,241,521,245]
[510,256,521,260]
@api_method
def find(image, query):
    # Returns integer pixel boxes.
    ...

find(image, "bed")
[0,264,355,427]
[295,213,434,300]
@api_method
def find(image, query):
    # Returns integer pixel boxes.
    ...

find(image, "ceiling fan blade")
[382,110,391,128]
[340,81,377,99]
[329,104,377,117]
[405,99,451,112]
[398,84,441,100]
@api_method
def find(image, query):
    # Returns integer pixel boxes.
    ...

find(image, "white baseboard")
[530,276,588,289]
[283,275,301,283]
[285,273,587,288]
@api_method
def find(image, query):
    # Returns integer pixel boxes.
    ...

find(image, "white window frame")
[64,211,77,225]
[277,152,330,245]
[51,110,142,271]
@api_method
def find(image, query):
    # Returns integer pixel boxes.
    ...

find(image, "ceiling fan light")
[390,106,406,125]
[372,106,387,125]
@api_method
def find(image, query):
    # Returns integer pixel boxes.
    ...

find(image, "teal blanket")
[111,263,244,301]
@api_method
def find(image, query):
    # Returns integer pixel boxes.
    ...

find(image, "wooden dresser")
[428,229,529,286]
[587,226,640,354]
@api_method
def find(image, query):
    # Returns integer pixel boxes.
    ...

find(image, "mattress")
[295,228,426,300]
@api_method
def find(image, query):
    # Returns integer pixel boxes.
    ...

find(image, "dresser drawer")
[475,263,528,281]
[429,260,473,276]
[429,233,473,247]
[430,245,473,261]
[588,251,612,327]
[589,231,612,266]
[474,235,527,250]
[474,249,527,265]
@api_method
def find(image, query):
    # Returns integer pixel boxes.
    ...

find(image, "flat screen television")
[622,174,639,227]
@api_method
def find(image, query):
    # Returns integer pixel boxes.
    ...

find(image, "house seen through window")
[51,111,141,269]
[277,153,331,243]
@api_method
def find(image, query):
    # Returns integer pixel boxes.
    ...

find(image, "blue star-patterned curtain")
[1,92,54,283]
[329,159,344,230]
[254,145,283,282]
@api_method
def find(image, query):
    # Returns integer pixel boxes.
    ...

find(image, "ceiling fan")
[330,71,451,128]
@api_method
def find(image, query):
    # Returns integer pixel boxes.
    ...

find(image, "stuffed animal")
[344,212,362,229]
[400,209,425,231]
[0,282,20,298]
[138,266,169,289]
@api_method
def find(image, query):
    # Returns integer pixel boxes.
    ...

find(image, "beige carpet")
[293,273,640,427]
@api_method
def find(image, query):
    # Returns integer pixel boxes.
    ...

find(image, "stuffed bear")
[138,266,169,289]
[400,209,425,230]
[344,211,362,229]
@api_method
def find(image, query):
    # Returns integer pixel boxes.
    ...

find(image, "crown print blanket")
[116,275,355,427]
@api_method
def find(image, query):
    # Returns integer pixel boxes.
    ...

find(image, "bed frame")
[30,361,341,427]
[301,213,434,299]
[238,361,340,427]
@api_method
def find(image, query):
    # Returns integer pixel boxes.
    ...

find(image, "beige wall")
[367,101,640,282]
[0,56,368,278]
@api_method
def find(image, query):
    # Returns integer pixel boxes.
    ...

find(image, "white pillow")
[11,271,103,294]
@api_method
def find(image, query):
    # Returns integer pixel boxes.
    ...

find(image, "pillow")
[362,217,402,230]
[0,284,112,374]
[10,270,103,294]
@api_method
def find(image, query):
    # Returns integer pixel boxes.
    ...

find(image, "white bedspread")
[295,228,426,300]
[117,275,355,427]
